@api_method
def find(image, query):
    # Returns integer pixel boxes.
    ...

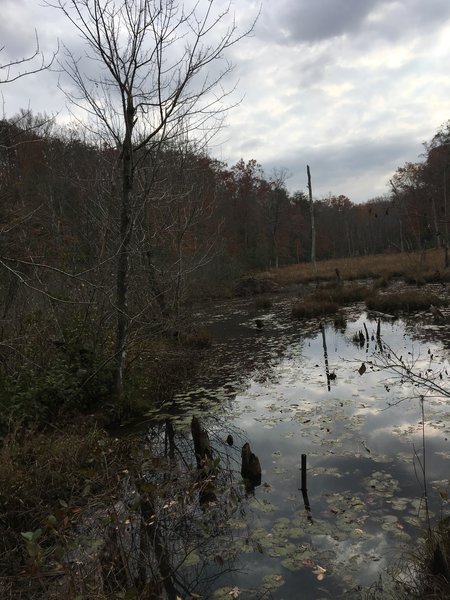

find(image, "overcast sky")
[2,0,450,202]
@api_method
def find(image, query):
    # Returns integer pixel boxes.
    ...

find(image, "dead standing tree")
[307,164,316,267]
[50,0,256,401]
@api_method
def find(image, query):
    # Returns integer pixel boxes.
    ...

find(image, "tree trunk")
[399,218,405,253]
[114,104,134,401]
[307,165,316,266]
[431,196,441,248]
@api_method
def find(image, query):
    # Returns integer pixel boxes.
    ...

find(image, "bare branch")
[0,31,57,84]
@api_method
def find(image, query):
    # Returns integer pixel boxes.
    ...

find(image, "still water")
[144,296,450,599]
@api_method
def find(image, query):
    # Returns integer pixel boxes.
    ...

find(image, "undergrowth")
[0,424,134,599]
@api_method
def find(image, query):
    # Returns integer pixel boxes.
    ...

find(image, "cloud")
[258,0,450,47]
[261,0,381,44]
[253,134,417,201]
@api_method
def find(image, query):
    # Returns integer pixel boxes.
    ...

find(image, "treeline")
[3,115,450,276]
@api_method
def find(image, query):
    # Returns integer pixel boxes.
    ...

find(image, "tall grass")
[257,248,450,286]
[366,290,445,313]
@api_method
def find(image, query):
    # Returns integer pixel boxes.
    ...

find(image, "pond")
[142,294,450,599]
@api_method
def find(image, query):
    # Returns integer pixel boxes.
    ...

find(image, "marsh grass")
[366,290,445,313]
[256,248,450,287]
[292,299,339,319]
[311,283,371,304]
[417,518,450,598]
[291,282,371,319]
[254,296,273,310]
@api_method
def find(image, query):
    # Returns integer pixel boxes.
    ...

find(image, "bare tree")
[266,168,290,269]
[49,0,256,400]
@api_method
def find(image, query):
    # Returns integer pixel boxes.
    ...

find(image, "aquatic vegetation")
[255,248,450,287]
[292,298,339,318]
[366,290,445,314]
[311,283,370,305]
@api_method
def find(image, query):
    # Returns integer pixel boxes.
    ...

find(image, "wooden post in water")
[301,453,307,492]
[320,322,331,391]
[376,318,383,352]
[363,322,369,342]
[300,453,312,520]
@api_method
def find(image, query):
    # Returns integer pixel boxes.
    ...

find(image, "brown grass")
[256,248,450,287]
[291,283,371,319]
[292,299,339,319]
[366,290,445,313]
[254,296,273,310]
[311,283,370,304]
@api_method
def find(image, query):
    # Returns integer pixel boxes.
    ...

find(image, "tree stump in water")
[241,442,262,492]
[191,416,216,504]
[191,416,212,468]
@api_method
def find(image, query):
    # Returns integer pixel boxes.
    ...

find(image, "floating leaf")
[313,564,327,581]
[261,573,285,590]
[184,552,200,567]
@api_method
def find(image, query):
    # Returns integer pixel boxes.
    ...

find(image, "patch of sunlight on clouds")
[357,42,418,70]
[433,21,450,56]
[321,82,355,98]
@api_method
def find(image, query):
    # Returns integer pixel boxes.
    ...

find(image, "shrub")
[0,343,114,433]
[312,283,370,305]
[254,296,273,310]
[292,299,339,319]
[121,333,211,417]
[0,424,134,598]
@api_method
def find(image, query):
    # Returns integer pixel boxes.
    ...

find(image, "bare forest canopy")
[2,115,450,275]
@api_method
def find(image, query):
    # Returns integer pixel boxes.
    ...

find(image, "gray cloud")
[258,0,450,46]
[259,134,422,201]
[261,0,381,44]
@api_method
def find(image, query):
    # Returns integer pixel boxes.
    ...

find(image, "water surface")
[144,296,450,599]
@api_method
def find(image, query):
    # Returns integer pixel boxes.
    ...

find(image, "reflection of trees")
[124,300,343,597]
[188,296,319,397]
[130,414,259,598]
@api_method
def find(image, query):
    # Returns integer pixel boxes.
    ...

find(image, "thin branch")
[0,31,57,84]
